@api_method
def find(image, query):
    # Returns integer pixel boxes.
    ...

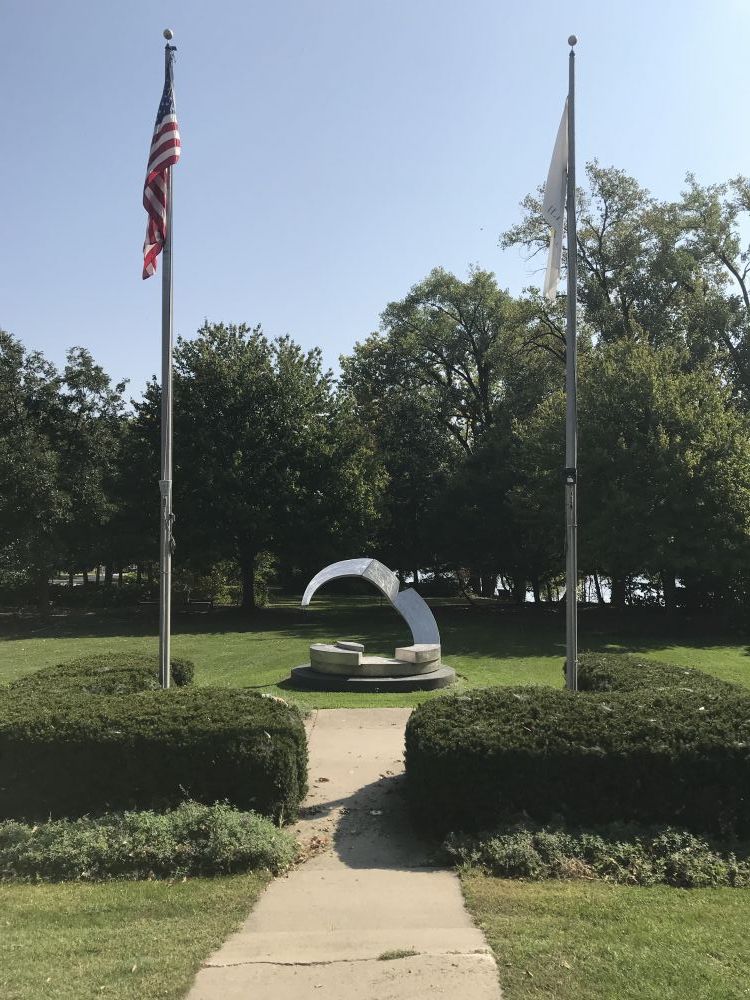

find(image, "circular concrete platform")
[290,664,457,692]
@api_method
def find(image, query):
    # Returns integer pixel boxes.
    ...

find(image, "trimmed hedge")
[0,660,307,822]
[8,653,195,698]
[0,801,298,881]
[576,651,739,696]
[405,682,750,838]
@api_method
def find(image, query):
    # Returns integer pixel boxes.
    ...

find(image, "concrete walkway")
[187,709,502,999]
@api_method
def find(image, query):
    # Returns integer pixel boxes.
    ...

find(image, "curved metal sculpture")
[301,557,440,646]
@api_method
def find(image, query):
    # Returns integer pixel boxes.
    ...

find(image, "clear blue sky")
[2,0,749,398]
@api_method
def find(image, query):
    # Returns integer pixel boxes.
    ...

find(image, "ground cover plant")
[0,654,308,821]
[446,824,750,887]
[0,801,297,882]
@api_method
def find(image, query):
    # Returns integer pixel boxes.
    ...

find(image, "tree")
[0,332,66,607]
[147,322,380,610]
[343,267,552,456]
[54,348,126,581]
[681,174,750,400]
[501,162,726,367]
[516,338,750,607]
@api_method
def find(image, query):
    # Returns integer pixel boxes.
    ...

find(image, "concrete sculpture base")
[290,638,455,692]
[290,663,456,692]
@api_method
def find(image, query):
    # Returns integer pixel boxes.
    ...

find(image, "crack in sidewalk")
[203,948,493,970]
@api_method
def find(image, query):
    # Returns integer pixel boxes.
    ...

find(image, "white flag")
[542,101,568,301]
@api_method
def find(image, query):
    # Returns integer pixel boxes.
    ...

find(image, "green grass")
[1,598,748,707]
[462,873,750,1000]
[0,873,269,1000]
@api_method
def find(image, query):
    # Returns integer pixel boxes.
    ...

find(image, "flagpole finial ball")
[568,34,578,46]
[163,28,174,40]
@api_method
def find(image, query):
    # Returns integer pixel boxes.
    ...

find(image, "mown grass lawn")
[0,873,268,1000]
[1,597,749,1000]
[0,597,748,706]
[463,873,750,1000]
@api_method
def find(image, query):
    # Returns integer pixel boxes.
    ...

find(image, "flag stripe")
[142,51,180,279]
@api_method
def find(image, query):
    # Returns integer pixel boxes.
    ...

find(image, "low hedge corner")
[0,658,307,823]
[405,665,750,838]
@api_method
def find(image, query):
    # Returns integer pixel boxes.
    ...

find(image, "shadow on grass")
[1,600,747,663]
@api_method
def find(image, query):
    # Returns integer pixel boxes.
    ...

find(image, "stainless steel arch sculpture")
[301,557,440,646]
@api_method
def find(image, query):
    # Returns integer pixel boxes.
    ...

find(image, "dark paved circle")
[289,664,457,692]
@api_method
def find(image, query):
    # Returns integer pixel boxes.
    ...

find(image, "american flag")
[142,48,180,279]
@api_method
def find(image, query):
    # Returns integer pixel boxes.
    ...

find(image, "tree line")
[3,164,750,612]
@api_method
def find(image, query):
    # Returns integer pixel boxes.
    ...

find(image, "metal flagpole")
[158,32,176,690]
[564,35,578,691]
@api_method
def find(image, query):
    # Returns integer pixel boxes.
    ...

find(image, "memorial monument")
[289,557,456,692]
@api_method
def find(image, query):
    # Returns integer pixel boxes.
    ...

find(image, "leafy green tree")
[0,332,66,607]
[145,322,380,610]
[54,348,126,581]
[342,268,561,591]
[681,174,750,399]
[516,338,750,607]
[501,162,750,388]
[344,267,552,456]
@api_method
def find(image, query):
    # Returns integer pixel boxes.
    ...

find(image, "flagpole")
[158,31,175,690]
[564,35,578,691]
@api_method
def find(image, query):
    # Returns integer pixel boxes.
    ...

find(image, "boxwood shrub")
[0,661,307,823]
[8,653,195,698]
[405,682,750,838]
[576,651,738,696]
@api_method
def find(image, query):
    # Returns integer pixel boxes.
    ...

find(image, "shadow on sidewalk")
[297,771,440,871]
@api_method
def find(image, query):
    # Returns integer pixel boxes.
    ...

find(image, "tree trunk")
[118,567,123,586]
[610,575,627,609]
[412,568,420,587]
[95,565,101,586]
[545,582,554,603]
[136,564,142,587]
[661,569,677,610]
[147,563,154,587]
[37,572,50,617]
[241,556,256,611]
[83,570,89,586]
[531,578,541,603]
[68,570,74,588]
[104,563,113,587]
[510,577,526,605]
[480,574,496,598]
[593,572,605,605]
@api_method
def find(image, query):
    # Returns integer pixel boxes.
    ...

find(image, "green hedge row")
[9,653,195,698]
[405,675,750,837]
[0,657,307,823]
[576,651,738,695]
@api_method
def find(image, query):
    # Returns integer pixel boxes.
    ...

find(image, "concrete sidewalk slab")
[187,708,502,1000]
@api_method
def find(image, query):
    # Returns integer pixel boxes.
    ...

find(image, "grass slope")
[0,598,750,708]
[463,873,750,1000]
[1,599,748,707]
[0,874,268,1000]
